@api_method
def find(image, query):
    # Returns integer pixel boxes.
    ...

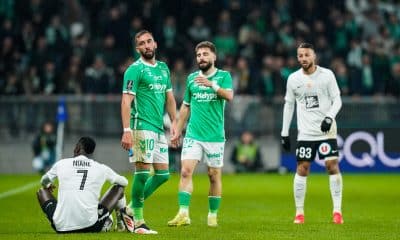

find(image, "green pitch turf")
[0,173,399,239]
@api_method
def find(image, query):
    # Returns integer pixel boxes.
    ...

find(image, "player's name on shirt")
[73,159,91,167]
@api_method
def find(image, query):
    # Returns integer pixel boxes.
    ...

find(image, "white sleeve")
[281,77,295,136]
[326,72,342,119]
[40,162,58,187]
[103,165,128,187]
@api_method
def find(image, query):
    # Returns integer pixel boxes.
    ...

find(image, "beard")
[198,61,212,72]
[301,62,313,71]
[141,49,155,60]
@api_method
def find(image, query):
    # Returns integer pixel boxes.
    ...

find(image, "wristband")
[123,128,132,132]
[211,82,220,92]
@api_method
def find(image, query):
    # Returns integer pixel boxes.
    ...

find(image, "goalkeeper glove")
[281,136,291,151]
[321,117,333,133]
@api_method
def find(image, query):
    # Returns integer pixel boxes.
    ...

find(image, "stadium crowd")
[1,0,400,102]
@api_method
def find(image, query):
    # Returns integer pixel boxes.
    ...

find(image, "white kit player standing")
[281,43,344,224]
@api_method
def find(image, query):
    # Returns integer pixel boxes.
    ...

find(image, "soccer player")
[120,30,177,234]
[36,137,134,233]
[281,43,344,224]
[167,41,233,227]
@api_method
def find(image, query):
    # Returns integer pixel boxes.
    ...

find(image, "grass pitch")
[0,173,399,240]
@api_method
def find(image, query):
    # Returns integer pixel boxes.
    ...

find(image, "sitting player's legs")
[293,141,318,224]
[318,139,344,224]
[37,188,57,230]
[168,138,201,227]
[204,141,224,227]
[144,133,170,199]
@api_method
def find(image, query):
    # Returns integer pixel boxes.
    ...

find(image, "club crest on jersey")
[319,143,331,155]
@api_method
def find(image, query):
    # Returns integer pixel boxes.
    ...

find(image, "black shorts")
[295,139,338,162]
[41,200,110,233]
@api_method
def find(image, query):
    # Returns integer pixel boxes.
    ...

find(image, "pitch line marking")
[0,181,39,200]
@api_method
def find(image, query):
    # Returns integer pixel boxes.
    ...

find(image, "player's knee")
[207,170,221,184]
[181,168,193,179]
[296,165,310,176]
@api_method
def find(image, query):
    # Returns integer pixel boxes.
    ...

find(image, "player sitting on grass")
[36,137,134,233]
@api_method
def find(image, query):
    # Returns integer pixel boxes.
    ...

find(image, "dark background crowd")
[1,0,400,103]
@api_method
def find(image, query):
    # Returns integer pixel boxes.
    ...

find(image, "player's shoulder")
[156,60,169,69]
[126,59,145,71]
[317,66,335,76]
[187,71,200,80]
[287,68,302,81]
[216,69,232,78]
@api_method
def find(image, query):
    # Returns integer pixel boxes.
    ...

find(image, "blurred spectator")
[170,59,186,104]
[32,121,57,174]
[83,55,114,94]
[187,16,211,42]
[231,131,263,173]
[41,60,58,95]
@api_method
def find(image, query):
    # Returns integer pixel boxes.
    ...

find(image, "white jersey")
[282,66,342,141]
[42,155,128,232]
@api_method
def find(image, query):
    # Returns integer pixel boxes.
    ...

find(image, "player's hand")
[170,120,180,148]
[195,75,212,87]
[281,136,291,151]
[320,117,333,133]
[121,131,133,150]
[170,130,181,148]
[47,184,56,193]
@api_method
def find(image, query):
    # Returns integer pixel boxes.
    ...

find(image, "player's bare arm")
[166,91,178,148]
[194,76,233,101]
[121,93,135,150]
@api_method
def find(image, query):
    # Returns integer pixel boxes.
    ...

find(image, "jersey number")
[296,147,312,159]
[77,170,88,190]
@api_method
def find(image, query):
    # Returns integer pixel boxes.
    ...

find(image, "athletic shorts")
[129,130,168,164]
[295,139,338,162]
[41,200,109,233]
[181,138,225,168]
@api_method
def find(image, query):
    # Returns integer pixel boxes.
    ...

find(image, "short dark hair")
[195,41,217,54]
[77,137,96,154]
[298,42,314,50]
[134,30,153,45]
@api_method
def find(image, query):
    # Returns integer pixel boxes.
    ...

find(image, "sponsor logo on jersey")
[149,83,167,92]
[305,94,319,109]
[319,143,331,155]
[193,92,217,101]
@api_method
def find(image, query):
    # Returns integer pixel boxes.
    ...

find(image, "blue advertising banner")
[281,130,400,172]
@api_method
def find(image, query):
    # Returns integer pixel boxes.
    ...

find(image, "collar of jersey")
[139,58,158,67]
[75,155,89,160]
[302,65,320,77]
[199,68,218,78]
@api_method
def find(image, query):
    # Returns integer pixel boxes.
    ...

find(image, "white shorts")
[181,138,225,168]
[129,130,169,164]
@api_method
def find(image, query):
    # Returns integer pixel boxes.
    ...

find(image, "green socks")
[144,169,170,199]
[208,196,221,214]
[131,170,150,222]
[178,191,191,213]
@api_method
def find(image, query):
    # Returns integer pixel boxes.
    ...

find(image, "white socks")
[294,173,307,215]
[329,173,343,213]
[178,206,189,215]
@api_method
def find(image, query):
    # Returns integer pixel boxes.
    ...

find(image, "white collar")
[199,68,218,78]
[140,58,157,67]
